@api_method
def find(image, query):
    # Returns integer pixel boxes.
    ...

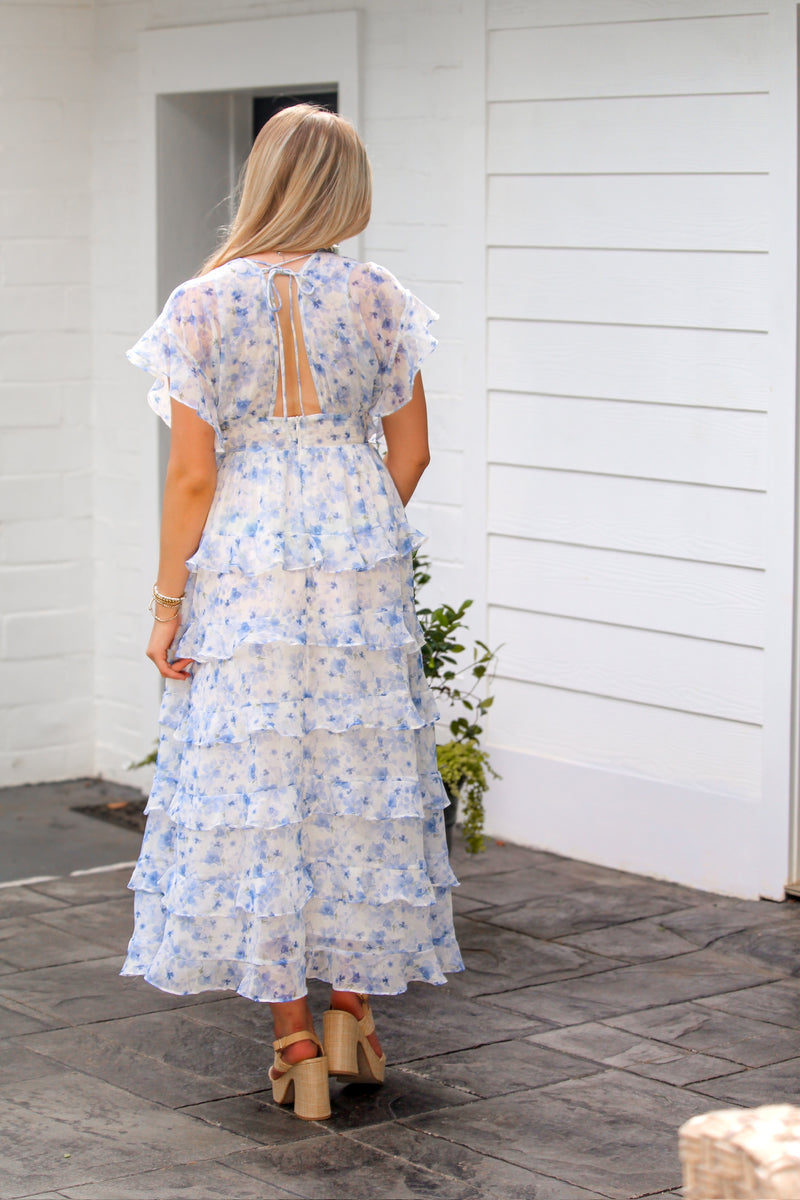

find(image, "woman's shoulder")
[343,258,408,309]
[343,257,400,284]
[160,267,229,312]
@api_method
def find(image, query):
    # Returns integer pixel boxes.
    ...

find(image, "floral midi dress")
[121,250,464,1002]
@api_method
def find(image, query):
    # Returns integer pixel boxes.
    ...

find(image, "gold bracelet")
[152,584,184,607]
[148,597,182,621]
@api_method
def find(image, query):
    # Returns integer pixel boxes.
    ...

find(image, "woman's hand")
[146,616,194,680]
[146,400,216,682]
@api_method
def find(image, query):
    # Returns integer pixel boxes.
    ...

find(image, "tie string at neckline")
[255,262,317,417]
[262,264,316,314]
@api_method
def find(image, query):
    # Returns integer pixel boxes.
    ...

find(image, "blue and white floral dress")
[121,251,464,1002]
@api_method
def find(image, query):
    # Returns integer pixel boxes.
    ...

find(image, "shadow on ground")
[0,781,799,1199]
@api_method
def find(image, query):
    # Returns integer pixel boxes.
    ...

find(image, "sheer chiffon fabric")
[121,251,464,1001]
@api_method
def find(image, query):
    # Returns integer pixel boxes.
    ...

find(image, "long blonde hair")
[202,104,372,273]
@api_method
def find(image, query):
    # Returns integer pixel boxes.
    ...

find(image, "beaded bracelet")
[152,584,184,607]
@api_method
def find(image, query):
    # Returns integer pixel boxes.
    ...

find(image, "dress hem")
[119,961,466,1004]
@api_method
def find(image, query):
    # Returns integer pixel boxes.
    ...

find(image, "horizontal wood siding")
[485,6,768,795]
[489,247,769,331]
[489,16,768,98]
[488,175,769,252]
[488,394,767,490]
[490,679,762,801]
[489,321,769,409]
[488,95,769,174]
[488,536,765,646]
[490,607,762,722]
[489,1,768,29]
[489,465,765,567]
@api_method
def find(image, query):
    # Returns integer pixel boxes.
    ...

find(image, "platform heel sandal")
[323,993,387,1084]
[269,1030,331,1121]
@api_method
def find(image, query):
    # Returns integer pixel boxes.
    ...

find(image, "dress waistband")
[225,413,369,452]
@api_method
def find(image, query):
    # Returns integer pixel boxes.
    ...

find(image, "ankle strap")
[272,1029,322,1052]
[360,1010,375,1035]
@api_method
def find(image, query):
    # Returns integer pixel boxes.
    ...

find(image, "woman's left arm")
[381,373,431,505]
[146,399,217,680]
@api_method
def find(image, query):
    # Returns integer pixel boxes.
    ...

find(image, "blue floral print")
[121,252,464,1001]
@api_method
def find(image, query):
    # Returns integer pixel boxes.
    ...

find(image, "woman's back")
[128,252,439,578]
[133,252,437,452]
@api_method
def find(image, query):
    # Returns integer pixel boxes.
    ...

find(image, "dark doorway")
[252,90,338,142]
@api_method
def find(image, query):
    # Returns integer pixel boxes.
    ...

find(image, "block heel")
[323,994,386,1084]
[269,1030,331,1121]
[323,1008,361,1075]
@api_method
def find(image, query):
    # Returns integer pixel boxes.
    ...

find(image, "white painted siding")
[488,395,767,490]
[490,466,765,567]
[489,15,768,97]
[488,175,769,252]
[484,2,775,891]
[489,248,769,331]
[489,0,769,25]
[488,95,769,173]
[489,322,770,409]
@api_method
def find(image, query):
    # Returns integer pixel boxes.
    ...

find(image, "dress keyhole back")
[269,271,321,418]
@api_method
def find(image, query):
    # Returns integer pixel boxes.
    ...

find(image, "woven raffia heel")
[269,1030,331,1120]
[323,993,386,1084]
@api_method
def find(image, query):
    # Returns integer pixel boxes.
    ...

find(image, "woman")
[122,103,464,1121]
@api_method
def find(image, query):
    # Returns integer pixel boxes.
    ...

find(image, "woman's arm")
[146,399,217,680]
[381,372,431,505]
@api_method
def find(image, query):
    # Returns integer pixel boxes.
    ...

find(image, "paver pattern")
[1,789,799,1199]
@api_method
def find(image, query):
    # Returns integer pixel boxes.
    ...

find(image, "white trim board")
[139,12,359,117]
[484,746,769,900]
[762,0,799,895]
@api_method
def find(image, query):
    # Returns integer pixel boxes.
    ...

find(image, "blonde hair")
[202,104,372,273]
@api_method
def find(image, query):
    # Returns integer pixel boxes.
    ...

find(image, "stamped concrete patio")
[1,780,800,1199]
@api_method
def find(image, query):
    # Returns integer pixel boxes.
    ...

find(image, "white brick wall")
[0,2,94,785]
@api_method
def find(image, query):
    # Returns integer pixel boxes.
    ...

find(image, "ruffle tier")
[159,643,438,745]
[177,555,424,662]
[153,724,446,816]
[122,889,463,1001]
[188,440,425,575]
[128,805,457,915]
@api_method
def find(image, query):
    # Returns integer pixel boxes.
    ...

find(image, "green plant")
[129,745,157,769]
[414,553,500,853]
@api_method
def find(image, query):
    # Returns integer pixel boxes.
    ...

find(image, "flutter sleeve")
[126,279,223,452]
[353,263,439,421]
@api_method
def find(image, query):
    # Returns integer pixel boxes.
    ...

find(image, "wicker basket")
[680,1106,800,1199]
